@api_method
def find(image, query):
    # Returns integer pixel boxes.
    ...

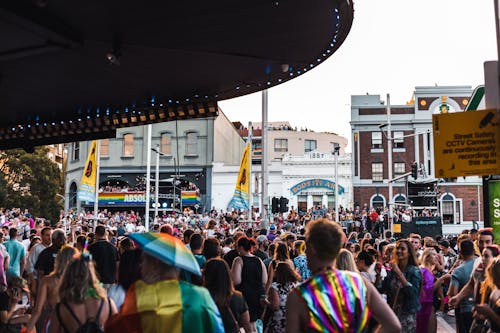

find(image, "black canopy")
[0,0,354,150]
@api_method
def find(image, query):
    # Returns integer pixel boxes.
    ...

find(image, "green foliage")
[0,147,63,221]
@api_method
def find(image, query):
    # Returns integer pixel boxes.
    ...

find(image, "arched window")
[69,182,78,209]
[160,132,172,155]
[440,193,456,224]
[123,133,134,156]
[370,194,385,209]
[394,194,406,205]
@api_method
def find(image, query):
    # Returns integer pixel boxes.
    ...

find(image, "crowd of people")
[0,205,496,332]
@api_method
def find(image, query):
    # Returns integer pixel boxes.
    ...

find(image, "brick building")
[350,86,483,234]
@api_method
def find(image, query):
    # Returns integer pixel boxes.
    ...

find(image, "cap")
[256,235,268,244]
[269,224,276,231]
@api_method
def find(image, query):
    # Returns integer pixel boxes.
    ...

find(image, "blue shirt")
[4,240,25,277]
[451,258,476,313]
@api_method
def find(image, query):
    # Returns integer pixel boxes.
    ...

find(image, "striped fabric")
[106,279,224,333]
[296,269,370,333]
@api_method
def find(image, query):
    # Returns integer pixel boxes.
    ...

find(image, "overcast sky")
[219,0,497,150]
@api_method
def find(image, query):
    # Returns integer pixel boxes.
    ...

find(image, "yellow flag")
[77,141,98,202]
[228,142,250,210]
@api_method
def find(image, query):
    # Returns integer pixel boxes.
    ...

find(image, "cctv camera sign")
[433,109,500,178]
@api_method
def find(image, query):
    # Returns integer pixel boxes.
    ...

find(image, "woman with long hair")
[231,236,267,331]
[292,240,311,281]
[26,246,77,333]
[48,253,118,333]
[416,247,438,333]
[335,248,359,273]
[380,239,422,333]
[204,258,251,333]
[265,262,300,333]
[265,242,294,292]
[474,258,500,332]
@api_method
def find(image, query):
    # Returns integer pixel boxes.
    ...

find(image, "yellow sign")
[433,109,500,178]
[393,224,401,233]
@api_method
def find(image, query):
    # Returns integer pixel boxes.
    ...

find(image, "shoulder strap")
[63,302,83,327]
[56,303,72,333]
[94,298,106,323]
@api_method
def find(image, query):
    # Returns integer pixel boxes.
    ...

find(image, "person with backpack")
[48,253,117,333]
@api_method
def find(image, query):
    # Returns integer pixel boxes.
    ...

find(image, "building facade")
[65,111,245,215]
[351,86,483,233]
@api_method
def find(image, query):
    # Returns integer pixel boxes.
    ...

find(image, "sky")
[219,0,498,151]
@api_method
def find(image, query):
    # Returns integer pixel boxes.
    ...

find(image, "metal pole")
[145,124,152,232]
[173,157,176,213]
[261,89,269,228]
[248,121,253,221]
[334,150,339,222]
[93,140,101,230]
[387,93,394,231]
[154,144,160,220]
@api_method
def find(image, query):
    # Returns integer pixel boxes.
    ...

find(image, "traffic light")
[411,162,418,179]
[271,197,279,214]
[279,197,289,213]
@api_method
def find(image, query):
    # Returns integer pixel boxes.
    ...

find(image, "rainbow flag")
[181,191,200,206]
[106,280,224,333]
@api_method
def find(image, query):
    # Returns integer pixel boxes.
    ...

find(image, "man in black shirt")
[35,229,66,276]
[88,225,119,287]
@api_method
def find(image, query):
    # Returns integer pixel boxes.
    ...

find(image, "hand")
[374,262,382,275]
[448,296,458,308]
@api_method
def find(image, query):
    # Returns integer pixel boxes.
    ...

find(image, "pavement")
[437,312,456,333]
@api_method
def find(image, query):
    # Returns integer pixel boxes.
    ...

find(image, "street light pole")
[333,143,340,222]
[154,144,160,220]
[386,94,394,230]
[145,124,152,232]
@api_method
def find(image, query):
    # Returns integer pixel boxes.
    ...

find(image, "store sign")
[290,178,345,195]
[433,109,500,178]
[489,180,500,242]
[98,192,147,205]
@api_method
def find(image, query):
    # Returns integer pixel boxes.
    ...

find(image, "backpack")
[56,298,110,333]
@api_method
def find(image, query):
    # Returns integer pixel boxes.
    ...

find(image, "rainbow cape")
[106,280,224,333]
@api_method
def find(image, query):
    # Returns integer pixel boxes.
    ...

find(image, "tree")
[0,147,62,222]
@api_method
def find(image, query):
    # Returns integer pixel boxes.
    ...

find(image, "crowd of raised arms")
[0,206,495,333]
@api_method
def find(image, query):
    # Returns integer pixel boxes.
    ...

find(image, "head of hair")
[9,228,17,239]
[224,237,234,246]
[335,249,359,272]
[41,227,52,237]
[53,246,78,277]
[28,237,41,251]
[274,242,290,261]
[459,239,475,257]
[58,255,106,303]
[183,229,195,242]
[487,258,500,290]
[479,228,495,241]
[52,228,66,244]
[294,240,306,255]
[305,218,344,262]
[423,237,438,248]
[202,238,220,260]
[118,248,142,290]
[160,224,173,235]
[203,258,236,308]
[378,240,389,254]
[189,233,204,251]
[395,239,419,268]
[409,233,421,240]
[420,247,437,267]
[486,245,500,258]
[274,262,300,284]
[236,236,256,252]
[94,225,106,237]
[356,250,375,267]
[439,240,450,249]
[119,237,135,252]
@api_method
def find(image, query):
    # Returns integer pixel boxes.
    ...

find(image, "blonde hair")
[335,249,359,273]
[58,256,106,303]
[51,246,78,277]
[420,247,437,267]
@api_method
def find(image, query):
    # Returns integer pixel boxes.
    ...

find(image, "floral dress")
[267,281,297,333]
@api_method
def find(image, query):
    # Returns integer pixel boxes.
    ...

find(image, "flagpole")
[145,124,152,232]
[261,89,269,228]
[248,122,253,221]
[93,140,101,230]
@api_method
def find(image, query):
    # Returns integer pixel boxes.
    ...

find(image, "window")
[371,132,382,149]
[123,133,134,156]
[100,139,109,157]
[372,162,383,181]
[72,142,80,161]
[393,131,404,148]
[186,132,198,155]
[160,133,171,155]
[304,139,317,153]
[274,139,288,152]
[394,162,405,176]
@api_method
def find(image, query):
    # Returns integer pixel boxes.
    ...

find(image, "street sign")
[489,180,500,243]
[433,109,500,178]
[465,85,485,111]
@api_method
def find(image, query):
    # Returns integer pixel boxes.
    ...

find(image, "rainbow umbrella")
[129,232,201,276]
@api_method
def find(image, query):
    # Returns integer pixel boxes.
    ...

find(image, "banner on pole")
[228,143,251,211]
[77,141,98,202]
